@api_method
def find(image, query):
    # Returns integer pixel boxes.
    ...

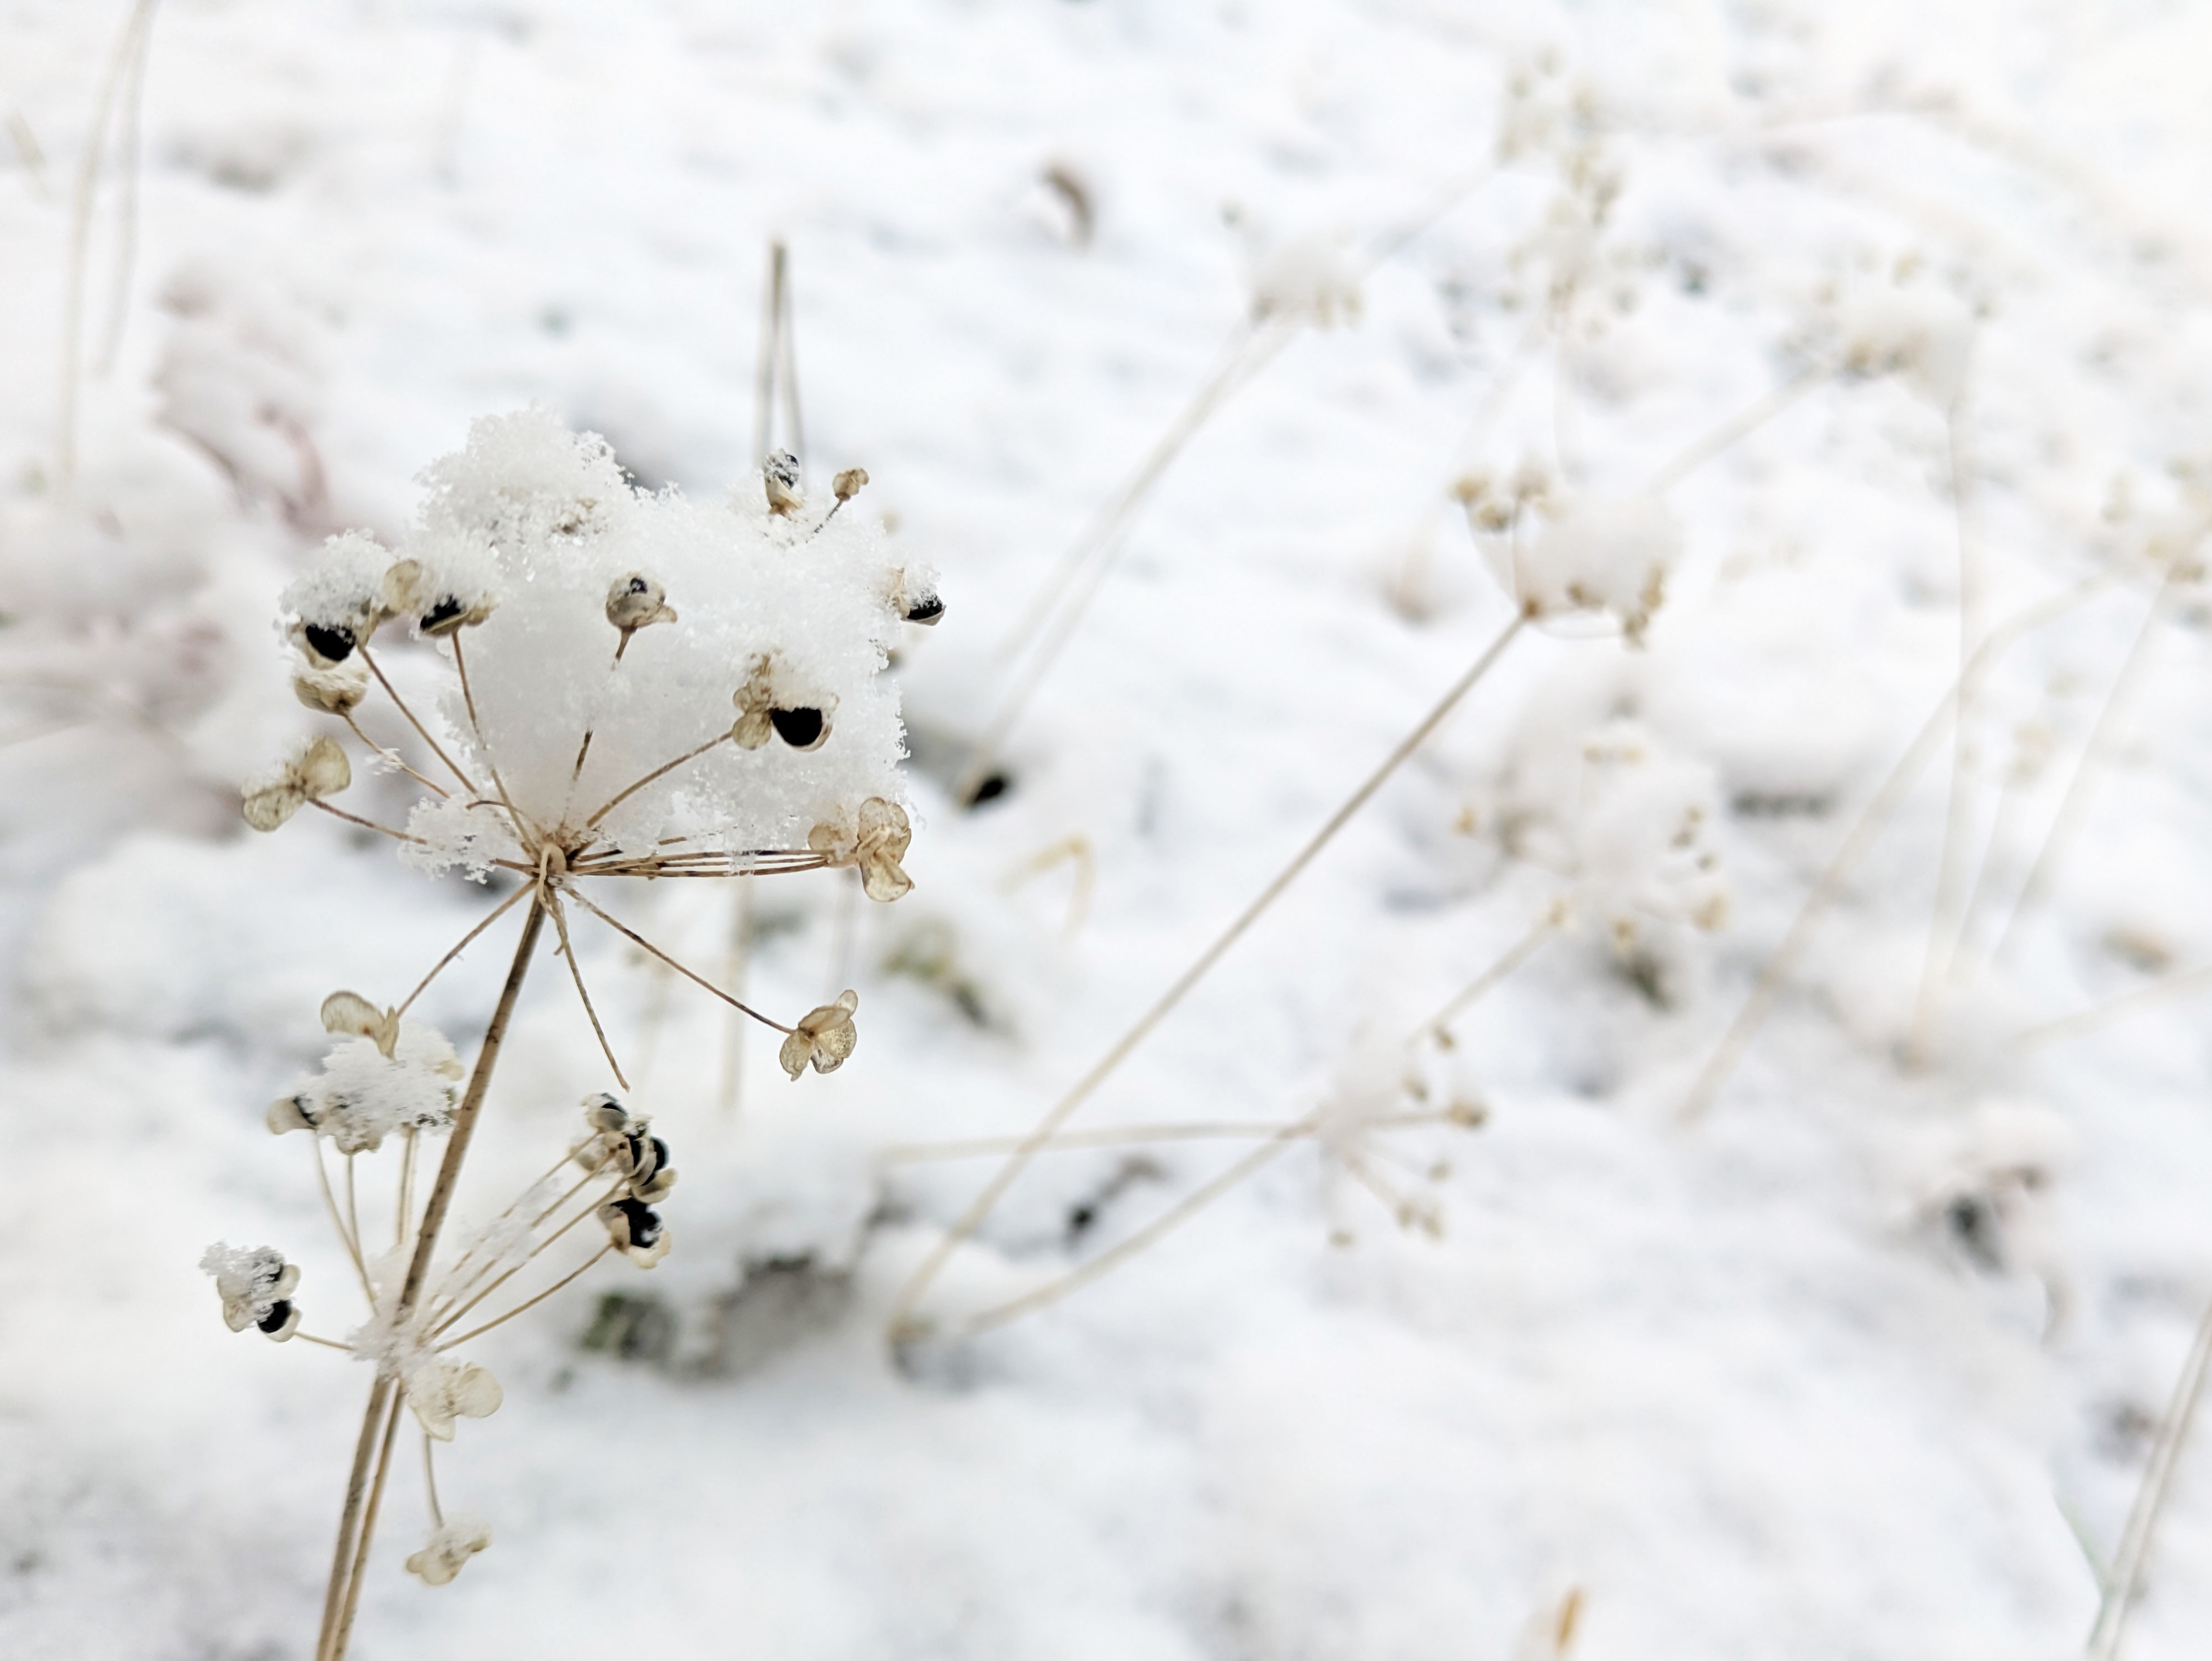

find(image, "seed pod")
[779,989,860,1079]
[297,621,359,665]
[242,735,353,831]
[903,594,944,626]
[807,797,914,902]
[598,1196,670,1266]
[292,659,371,715]
[769,706,829,751]
[383,559,495,637]
[321,989,401,1058]
[582,1092,630,1136]
[256,1298,302,1341]
[764,449,804,516]
[407,1520,492,1587]
[266,1093,319,1135]
[833,467,868,502]
[605,573,677,633]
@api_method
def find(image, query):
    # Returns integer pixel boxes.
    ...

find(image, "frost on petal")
[286,1022,465,1153]
[1515,497,1678,642]
[780,989,859,1079]
[405,1357,503,1441]
[406,1518,492,1586]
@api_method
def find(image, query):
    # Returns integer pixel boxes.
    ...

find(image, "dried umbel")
[213,410,924,1659]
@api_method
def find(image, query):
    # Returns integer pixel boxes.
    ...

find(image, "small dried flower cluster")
[201,1242,302,1340]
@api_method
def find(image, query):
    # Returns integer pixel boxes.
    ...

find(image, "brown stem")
[315,894,546,1661]
[328,1385,405,1661]
[565,886,795,1033]
[358,645,480,798]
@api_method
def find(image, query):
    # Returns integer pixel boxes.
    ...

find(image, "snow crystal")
[278,530,389,640]
[400,793,525,882]
[281,1022,465,1153]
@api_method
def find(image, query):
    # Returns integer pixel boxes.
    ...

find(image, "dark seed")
[420,597,466,633]
[257,1300,293,1334]
[650,1136,670,1171]
[903,596,944,625]
[769,707,827,750]
[626,576,650,595]
[967,771,1010,807]
[612,1197,662,1249]
[302,623,355,663]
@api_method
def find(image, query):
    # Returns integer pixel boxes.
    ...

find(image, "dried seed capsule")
[763,449,804,516]
[256,1298,301,1340]
[779,989,860,1079]
[582,1092,630,1135]
[407,1520,492,1587]
[605,573,677,633]
[833,467,868,501]
[242,735,354,832]
[266,1093,319,1135]
[902,594,944,625]
[807,797,913,902]
[300,621,357,665]
[769,706,829,750]
[292,659,371,715]
[599,1196,670,1266]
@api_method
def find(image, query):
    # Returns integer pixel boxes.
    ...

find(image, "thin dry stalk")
[547,891,629,1089]
[1905,399,1985,1063]
[317,895,547,1661]
[358,646,480,798]
[439,1245,612,1350]
[877,1113,1451,1164]
[1988,567,2180,966]
[2088,1293,2212,1660]
[564,885,793,1034]
[1423,905,1565,1043]
[2018,964,2212,1050]
[891,614,1526,1337]
[54,0,160,497]
[1677,576,2106,1124]
[1640,365,1829,496]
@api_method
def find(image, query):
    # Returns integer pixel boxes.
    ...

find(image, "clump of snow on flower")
[1508,495,1678,641]
[281,409,915,866]
[1840,281,1975,407]
[1479,715,1727,941]
[199,1242,296,1331]
[1249,230,1362,328]
[276,1022,464,1153]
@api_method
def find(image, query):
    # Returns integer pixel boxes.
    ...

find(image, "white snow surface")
[4,3,2212,1659]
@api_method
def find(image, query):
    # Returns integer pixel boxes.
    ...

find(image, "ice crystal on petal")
[407,1518,492,1586]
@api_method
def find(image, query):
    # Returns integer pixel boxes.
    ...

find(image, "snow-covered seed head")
[730,653,834,751]
[780,988,859,1079]
[242,735,353,831]
[382,558,497,638]
[291,658,371,716]
[1511,496,1677,643]
[284,531,391,664]
[201,1243,301,1337]
[598,1196,669,1266]
[808,797,914,902]
[605,572,677,634]
[1840,282,1974,408]
[408,1360,503,1441]
[833,467,869,502]
[763,449,804,515]
[321,989,401,1058]
[406,1519,492,1587]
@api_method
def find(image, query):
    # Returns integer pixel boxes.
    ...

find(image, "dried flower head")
[809,797,914,901]
[1505,496,1677,642]
[405,1357,503,1441]
[597,1196,670,1266]
[605,572,677,634]
[833,467,868,502]
[729,651,834,753]
[780,989,860,1079]
[406,1519,492,1587]
[268,1018,465,1152]
[242,734,352,831]
[201,1242,303,1340]
[382,555,498,638]
[763,447,804,515]
[292,658,370,715]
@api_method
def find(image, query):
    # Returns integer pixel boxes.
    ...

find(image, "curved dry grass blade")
[1677,575,2109,1124]
[2089,1294,2212,1660]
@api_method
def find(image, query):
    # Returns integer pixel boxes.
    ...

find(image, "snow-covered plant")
[202,409,928,1660]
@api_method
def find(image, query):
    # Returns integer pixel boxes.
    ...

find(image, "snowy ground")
[5,2,2212,1657]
